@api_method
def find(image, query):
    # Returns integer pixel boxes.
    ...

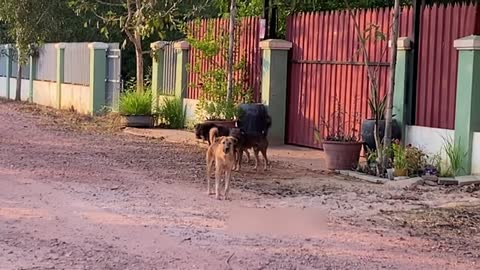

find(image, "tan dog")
[206,131,237,200]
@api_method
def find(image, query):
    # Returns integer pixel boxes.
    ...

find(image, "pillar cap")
[88,42,109,50]
[388,37,411,50]
[259,39,292,50]
[174,41,190,50]
[454,35,480,51]
[55,43,67,49]
[150,41,168,50]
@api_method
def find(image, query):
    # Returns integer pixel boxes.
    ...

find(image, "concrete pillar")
[151,41,166,108]
[4,44,12,99]
[453,35,480,175]
[88,42,108,114]
[55,43,66,109]
[174,41,190,99]
[259,39,292,145]
[392,37,412,137]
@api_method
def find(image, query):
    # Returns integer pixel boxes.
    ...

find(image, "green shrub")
[392,142,408,170]
[442,136,467,177]
[157,97,186,129]
[119,89,152,116]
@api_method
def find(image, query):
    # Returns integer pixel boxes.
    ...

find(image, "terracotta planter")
[394,168,408,177]
[204,120,237,129]
[323,141,363,170]
[122,115,154,128]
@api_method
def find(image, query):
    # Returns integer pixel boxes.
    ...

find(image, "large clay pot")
[323,141,363,170]
[122,115,154,128]
[361,119,402,151]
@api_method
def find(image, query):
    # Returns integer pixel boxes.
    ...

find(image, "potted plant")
[314,101,363,170]
[361,90,402,151]
[119,88,154,128]
[391,140,408,177]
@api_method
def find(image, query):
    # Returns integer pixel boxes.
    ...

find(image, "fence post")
[174,41,189,100]
[88,42,108,114]
[28,54,35,102]
[259,39,292,145]
[55,43,66,109]
[392,37,412,137]
[151,41,166,109]
[453,35,480,176]
[4,44,12,99]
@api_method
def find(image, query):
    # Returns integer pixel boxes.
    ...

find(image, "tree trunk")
[382,0,401,168]
[134,31,144,93]
[15,52,22,101]
[226,0,236,102]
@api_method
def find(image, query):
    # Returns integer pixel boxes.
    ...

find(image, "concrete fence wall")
[0,42,119,115]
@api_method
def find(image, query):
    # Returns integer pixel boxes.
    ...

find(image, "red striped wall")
[415,3,477,129]
[286,8,411,148]
[186,17,262,102]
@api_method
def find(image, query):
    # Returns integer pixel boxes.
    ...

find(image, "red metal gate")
[286,8,411,149]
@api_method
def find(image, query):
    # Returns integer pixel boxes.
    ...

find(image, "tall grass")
[119,89,152,116]
[157,97,186,129]
[442,136,467,177]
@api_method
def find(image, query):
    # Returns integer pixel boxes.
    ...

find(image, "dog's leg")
[253,149,260,171]
[215,167,221,200]
[244,150,251,163]
[224,170,232,200]
[233,149,239,171]
[206,155,214,195]
[236,148,243,172]
[261,148,269,171]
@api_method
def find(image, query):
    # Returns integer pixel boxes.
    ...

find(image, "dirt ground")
[1,99,480,270]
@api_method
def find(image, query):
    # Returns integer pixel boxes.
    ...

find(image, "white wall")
[472,132,480,175]
[0,77,6,97]
[183,98,199,125]
[407,125,480,175]
[60,83,91,114]
[406,125,454,171]
[0,77,30,101]
[32,80,57,108]
[9,78,30,101]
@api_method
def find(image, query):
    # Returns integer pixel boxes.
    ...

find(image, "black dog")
[230,127,269,171]
[194,122,230,145]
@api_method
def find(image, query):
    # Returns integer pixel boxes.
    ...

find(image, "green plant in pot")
[391,140,408,177]
[119,87,154,128]
[186,20,252,128]
[314,100,363,170]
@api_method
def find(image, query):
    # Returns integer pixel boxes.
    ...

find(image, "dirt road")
[0,99,479,270]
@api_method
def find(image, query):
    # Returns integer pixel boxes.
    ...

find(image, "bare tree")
[226,0,236,102]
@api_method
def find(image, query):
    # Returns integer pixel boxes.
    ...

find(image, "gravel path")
[0,99,479,269]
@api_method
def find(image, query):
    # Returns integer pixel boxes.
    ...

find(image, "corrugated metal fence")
[186,17,262,102]
[286,8,411,148]
[64,43,90,85]
[35,44,57,82]
[415,3,477,129]
[159,41,177,96]
[286,3,477,149]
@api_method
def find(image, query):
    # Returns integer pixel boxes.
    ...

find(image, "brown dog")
[206,132,237,200]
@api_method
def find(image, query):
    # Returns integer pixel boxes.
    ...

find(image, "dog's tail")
[209,127,220,144]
